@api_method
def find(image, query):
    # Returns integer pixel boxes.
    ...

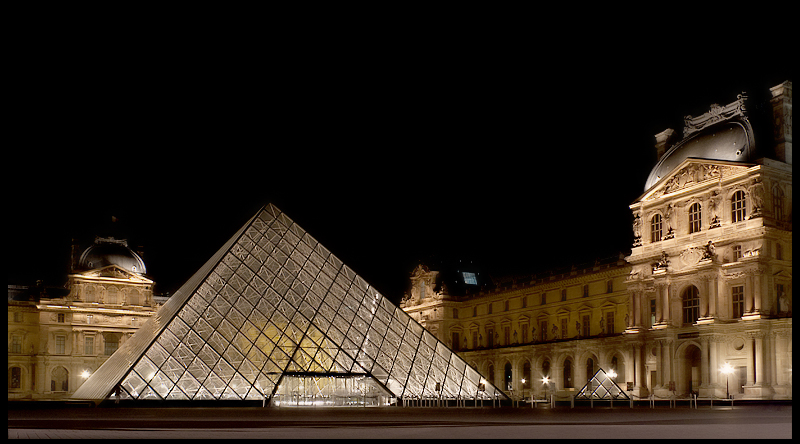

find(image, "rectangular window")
[650,299,657,326]
[732,191,747,223]
[689,203,702,233]
[651,214,663,242]
[85,336,94,355]
[561,289,567,302]
[504,301,509,312]
[582,315,590,337]
[504,326,510,345]
[733,245,742,261]
[487,303,492,315]
[14,312,23,323]
[541,293,547,305]
[486,328,494,348]
[86,314,93,324]
[606,312,615,334]
[521,325,528,343]
[522,297,527,308]
[12,335,22,354]
[607,280,613,293]
[10,367,21,389]
[453,308,458,319]
[561,318,567,339]
[452,332,460,352]
[473,306,477,317]
[57,313,66,323]
[583,285,589,298]
[472,331,478,349]
[462,272,477,285]
[732,285,745,318]
[55,335,66,354]
[105,337,119,355]
[540,320,547,342]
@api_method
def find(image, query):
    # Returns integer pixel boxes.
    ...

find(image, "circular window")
[732,338,745,351]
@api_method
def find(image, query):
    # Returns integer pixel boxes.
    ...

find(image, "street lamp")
[80,370,91,379]
[720,362,734,399]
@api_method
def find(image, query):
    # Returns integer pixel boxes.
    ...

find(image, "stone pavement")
[8,405,792,439]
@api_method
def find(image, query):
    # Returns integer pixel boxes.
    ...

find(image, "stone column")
[769,332,778,389]
[633,292,642,328]
[663,284,671,325]
[754,333,765,386]
[628,291,636,328]
[745,275,754,313]
[700,279,709,318]
[700,337,710,388]
[656,340,664,388]
[753,272,762,314]
[707,275,717,318]
[746,336,755,386]
[709,338,719,386]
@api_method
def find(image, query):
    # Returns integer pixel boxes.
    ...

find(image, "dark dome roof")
[645,120,754,191]
[78,238,146,274]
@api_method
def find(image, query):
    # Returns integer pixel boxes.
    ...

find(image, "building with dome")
[401,81,792,401]
[8,237,161,400]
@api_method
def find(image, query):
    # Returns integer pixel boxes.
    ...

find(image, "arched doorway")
[522,361,531,389]
[586,357,595,381]
[504,362,513,391]
[677,343,702,395]
[563,359,573,388]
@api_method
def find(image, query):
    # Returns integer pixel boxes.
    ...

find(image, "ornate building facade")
[402,81,792,402]
[8,237,161,400]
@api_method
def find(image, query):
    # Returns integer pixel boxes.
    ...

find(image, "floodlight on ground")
[720,362,734,399]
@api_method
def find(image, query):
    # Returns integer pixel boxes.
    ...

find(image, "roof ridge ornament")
[683,93,748,138]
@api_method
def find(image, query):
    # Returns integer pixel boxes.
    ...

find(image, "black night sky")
[8,38,793,305]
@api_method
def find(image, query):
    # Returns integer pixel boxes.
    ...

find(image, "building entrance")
[271,374,393,407]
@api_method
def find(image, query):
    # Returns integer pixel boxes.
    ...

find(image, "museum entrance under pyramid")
[73,204,506,406]
[273,374,393,407]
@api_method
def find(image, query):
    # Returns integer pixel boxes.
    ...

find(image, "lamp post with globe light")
[720,363,734,400]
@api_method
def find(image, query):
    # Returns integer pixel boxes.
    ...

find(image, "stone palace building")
[401,81,792,402]
[8,237,162,400]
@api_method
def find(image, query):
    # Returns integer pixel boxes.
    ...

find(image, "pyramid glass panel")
[73,204,507,406]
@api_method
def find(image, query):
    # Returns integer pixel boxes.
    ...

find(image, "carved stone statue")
[708,190,722,228]
[552,324,558,339]
[653,251,670,271]
[599,316,606,334]
[749,178,764,217]
[531,326,536,342]
[513,330,518,344]
[632,213,642,246]
[624,313,630,328]
[702,240,716,260]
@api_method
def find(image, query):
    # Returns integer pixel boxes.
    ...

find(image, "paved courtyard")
[8,404,792,439]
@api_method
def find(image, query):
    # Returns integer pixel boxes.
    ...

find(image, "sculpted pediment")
[77,265,153,283]
[640,158,752,202]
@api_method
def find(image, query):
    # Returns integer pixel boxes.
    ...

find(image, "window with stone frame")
[732,190,747,223]
[11,335,22,354]
[689,203,702,233]
[772,186,784,221]
[731,285,745,319]
[582,315,590,337]
[9,366,21,389]
[55,335,66,354]
[605,312,615,334]
[560,318,567,339]
[651,214,663,242]
[682,285,700,324]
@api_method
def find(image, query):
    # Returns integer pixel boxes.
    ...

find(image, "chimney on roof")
[654,128,676,160]
[769,80,792,164]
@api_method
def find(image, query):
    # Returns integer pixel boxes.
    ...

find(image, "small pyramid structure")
[574,368,629,400]
[73,204,506,405]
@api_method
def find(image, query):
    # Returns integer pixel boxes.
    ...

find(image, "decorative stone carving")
[748,178,764,217]
[632,213,642,247]
[683,93,748,137]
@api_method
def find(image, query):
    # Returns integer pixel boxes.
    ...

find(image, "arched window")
[51,366,69,392]
[563,359,573,388]
[541,359,551,379]
[106,286,119,304]
[488,364,495,385]
[732,191,747,223]
[504,362,513,390]
[773,186,784,221]
[610,356,618,376]
[9,366,21,389]
[689,203,702,233]
[682,285,700,324]
[651,214,663,242]
[586,358,595,381]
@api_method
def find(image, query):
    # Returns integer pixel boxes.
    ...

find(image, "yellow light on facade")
[81,370,91,379]
[607,369,617,379]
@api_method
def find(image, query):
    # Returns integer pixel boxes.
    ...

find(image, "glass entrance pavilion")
[73,204,506,406]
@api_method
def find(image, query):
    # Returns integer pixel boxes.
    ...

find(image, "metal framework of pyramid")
[574,368,629,400]
[73,204,506,405]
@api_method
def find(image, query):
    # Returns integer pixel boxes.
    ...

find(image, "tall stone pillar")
[654,285,663,323]
[707,275,717,318]
[709,338,719,386]
[699,337,711,396]
[745,275,754,313]
[753,272,762,314]
[663,284,671,325]
[746,336,755,386]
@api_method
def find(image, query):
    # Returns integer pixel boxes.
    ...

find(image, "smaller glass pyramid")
[574,368,629,400]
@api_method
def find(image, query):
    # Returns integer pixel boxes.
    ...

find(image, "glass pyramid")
[73,204,506,406]
[574,368,629,400]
